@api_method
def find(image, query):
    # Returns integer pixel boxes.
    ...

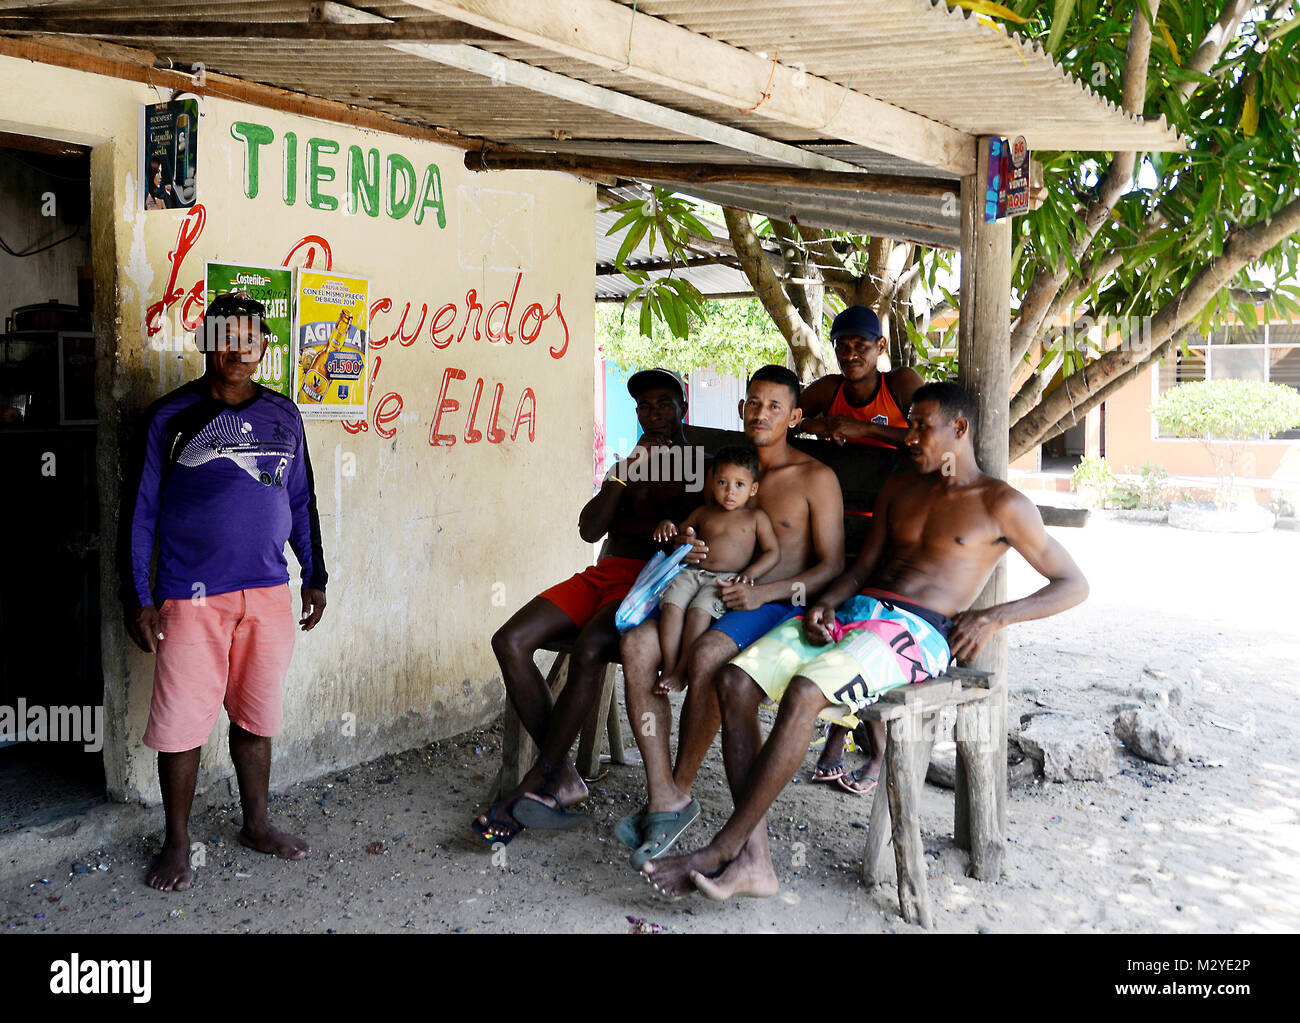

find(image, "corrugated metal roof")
[1,0,1181,255]
[595,185,782,300]
[612,0,1181,153]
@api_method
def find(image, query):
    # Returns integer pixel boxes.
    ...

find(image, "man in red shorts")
[120,295,328,891]
[475,368,702,844]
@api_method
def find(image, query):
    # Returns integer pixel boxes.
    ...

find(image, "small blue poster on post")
[139,99,198,210]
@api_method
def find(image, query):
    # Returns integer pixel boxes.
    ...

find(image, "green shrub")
[1111,461,1169,510]
[1071,454,1115,508]
[1150,380,1300,506]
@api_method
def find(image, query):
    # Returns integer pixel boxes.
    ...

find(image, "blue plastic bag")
[614,543,694,634]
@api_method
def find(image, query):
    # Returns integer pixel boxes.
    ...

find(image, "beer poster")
[205,261,294,398]
[139,98,198,210]
[292,269,370,420]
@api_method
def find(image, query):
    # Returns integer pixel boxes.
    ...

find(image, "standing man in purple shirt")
[119,294,328,892]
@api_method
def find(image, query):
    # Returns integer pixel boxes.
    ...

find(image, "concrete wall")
[0,56,595,803]
[1104,364,1300,482]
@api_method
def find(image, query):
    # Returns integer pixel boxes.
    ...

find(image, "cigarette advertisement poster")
[204,261,295,398]
[293,270,369,420]
[140,98,198,210]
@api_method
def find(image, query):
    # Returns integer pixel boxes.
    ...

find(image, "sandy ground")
[2,517,1298,934]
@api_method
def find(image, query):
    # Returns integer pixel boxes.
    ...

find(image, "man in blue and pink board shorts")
[639,382,1089,901]
[119,294,328,892]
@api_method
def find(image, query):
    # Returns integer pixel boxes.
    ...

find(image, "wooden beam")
[312,4,865,174]
[403,0,974,175]
[956,137,1012,836]
[0,17,506,43]
[596,253,737,276]
[0,35,483,153]
[467,146,955,198]
[0,129,89,158]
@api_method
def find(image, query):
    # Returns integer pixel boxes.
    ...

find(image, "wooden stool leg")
[886,711,933,929]
[863,709,937,885]
[956,697,1003,881]
[861,767,892,885]
[605,666,627,765]
[575,663,616,779]
[497,652,566,798]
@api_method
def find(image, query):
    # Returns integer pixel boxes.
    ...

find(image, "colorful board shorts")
[730,589,952,728]
[144,584,297,753]
[660,566,728,619]
[539,556,645,627]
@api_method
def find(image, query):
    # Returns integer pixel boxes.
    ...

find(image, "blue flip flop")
[511,790,586,831]
[630,799,700,869]
[472,803,523,846]
[615,806,648,849]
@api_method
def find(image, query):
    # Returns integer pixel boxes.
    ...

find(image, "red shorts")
[143,584,297,753]
[538,557,644,627]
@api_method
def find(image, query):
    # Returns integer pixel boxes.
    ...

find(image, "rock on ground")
[1113,707,1187,766]
[1017,712,1117,782]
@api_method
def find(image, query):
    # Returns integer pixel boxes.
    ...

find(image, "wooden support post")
[575,664,617,778]
[863,707,939,886]
[605,667,627,765]
[957,137,1012,836]
[956,697,1003,880]
[885,710,932,929]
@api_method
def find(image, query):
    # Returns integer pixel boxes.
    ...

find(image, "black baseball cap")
[627,368,686,403]
[197,293,271,351]
[829,305,883,342]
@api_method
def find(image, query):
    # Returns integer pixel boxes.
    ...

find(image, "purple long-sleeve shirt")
[119,379,327,609]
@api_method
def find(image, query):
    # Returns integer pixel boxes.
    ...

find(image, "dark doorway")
[0,131,105,833]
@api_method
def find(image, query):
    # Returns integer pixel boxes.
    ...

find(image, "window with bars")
[1155,325,1300,440]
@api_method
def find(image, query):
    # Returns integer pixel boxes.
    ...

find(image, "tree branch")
[722,206,826,379]
[1177,0,1254,103]
[1009,192,1300,457]
[1008,1,1160,363]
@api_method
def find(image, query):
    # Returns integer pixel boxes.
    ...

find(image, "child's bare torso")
[694,505,762,575]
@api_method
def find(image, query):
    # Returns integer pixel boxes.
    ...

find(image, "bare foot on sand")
[147,839,194,891]
[692,839,779,900]
[239,821,310,860]
[642,844,728,899]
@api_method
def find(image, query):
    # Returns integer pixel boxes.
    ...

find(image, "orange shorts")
[143,584,297,753]
[538,557,644,627]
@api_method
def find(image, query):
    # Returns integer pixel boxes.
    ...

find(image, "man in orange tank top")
[801,305,924,790]
[800,305,922,450]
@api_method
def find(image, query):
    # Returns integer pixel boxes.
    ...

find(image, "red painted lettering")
[546,294,569,359]
[429,302,458,349]
[518,302,544,343]
[395,302,427,347]
[146,204,206,338]
[368,297,393,349]
[373,391,404,440]
[511,387,537,442]
[463,377,485,443]
[485,301,510,344]
[281,234,333,269]
[486,382,507,444]
[429,367,466,447]
[459,289,484,343]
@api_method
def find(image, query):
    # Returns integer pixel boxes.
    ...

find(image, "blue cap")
[829,305,883,342]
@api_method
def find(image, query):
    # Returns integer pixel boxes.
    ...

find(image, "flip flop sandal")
[810,761,845,783]
[615,806,648,849]
[630,799,701,870]
[511,790,587,831]
[472,803,524,846]
[836,771,879,797]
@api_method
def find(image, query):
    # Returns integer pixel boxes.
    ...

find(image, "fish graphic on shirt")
[175,412,296,486]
